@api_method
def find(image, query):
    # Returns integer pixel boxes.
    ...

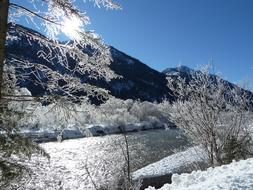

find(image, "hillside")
[6,24,253,103]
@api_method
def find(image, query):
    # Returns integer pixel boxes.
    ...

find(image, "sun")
[61,16,82,40]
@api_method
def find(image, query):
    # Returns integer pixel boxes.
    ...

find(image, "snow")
[165,71,180,76]
[146,158,253,190]
[133,146,207,180]
[18,122,167,142]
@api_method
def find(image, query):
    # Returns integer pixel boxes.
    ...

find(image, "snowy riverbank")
[135,122,253,189]
[133,146,206,181]
[132,146,208,189]
[19,122,174,142]
[146,158,253,190]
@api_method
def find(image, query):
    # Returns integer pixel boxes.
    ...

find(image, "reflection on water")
[110,129,189,171]
[17,129,189,190]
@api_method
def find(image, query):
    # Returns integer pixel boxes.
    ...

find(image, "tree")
[167,66,253,167]
[1,0,120,101]
[0,0,9,99]
[0,65,49,188]
[0,0,120,186]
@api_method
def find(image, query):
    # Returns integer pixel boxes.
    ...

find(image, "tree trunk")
[0,0,9,100]
[211,131,223,166]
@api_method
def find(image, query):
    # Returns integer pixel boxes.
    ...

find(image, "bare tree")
[167,66,253,167]
[81,128,142,190]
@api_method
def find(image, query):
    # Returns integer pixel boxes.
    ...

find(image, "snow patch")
[146,158,253,190]
[133,146,206,180]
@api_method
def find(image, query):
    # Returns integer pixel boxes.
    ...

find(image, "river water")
[120,129,189,171]
[14,129,189,190]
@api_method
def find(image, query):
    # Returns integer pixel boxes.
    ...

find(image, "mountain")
[162,65,195,82]
[5,24,253,104]
[163,65,253,109]
[163,65,237,89]
[6,24,173,102]
[106,47,173,101]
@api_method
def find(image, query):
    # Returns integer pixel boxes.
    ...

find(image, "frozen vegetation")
[12,89,174,141]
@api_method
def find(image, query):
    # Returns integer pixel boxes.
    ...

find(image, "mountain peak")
[162,65,194,76]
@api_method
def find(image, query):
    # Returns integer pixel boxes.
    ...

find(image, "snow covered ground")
[146,158,253,190]
[133,146,206,180]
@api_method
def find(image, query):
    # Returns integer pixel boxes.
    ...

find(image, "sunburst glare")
[61,16,83,40]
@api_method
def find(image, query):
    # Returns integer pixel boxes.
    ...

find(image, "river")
[13,129,189,190]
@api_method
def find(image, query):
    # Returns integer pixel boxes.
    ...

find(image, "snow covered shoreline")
[133,122,253,189]
[133,146,206,181]
[134,147,253,190]
[19,122,174,142]
[146,158,253,190]
[132,146,208,189]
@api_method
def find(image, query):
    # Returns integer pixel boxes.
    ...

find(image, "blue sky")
[13,0,253,88]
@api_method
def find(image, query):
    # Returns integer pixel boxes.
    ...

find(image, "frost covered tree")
[1,0,120,101]
[0,0,120,186]
[167,66,253,167]
[0,66,49,188]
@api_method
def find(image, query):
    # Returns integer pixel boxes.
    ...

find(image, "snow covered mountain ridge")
[6,24,253,103]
